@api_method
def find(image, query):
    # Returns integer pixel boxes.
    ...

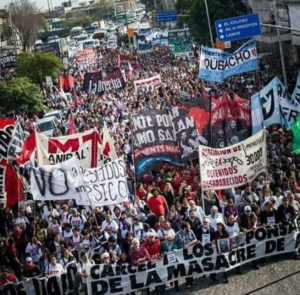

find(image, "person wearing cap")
[23,256,42,279]
[101,252,113,265]
[239,206,257,232]
[183,185,196,203]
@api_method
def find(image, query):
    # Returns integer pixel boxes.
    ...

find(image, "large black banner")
[132,99,212,177]
[171,97,211,162]
[82,69,126,94]
[0,53,17,69]
[34,42,61,57]
[132,109,181,177]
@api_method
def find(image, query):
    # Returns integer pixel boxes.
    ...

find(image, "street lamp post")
[204,0,214,47]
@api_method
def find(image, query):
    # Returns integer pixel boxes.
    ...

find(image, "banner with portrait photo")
[199,39,258,83]
[199,130,267,191]
[211,92,251,148]
[170,98,211,161]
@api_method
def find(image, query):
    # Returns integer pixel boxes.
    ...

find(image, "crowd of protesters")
[0,44,300,295]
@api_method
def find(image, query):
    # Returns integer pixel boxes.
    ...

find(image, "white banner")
[87,224,298,295]
[199,130,267,190]
[36,130,98,168]
[82,158,129,208]
[134,74,161,92]
[30,157,89,205]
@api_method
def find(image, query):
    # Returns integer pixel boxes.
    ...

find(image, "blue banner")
[199,39,258,83]
[251,77,283,134]
[138,42,153,52]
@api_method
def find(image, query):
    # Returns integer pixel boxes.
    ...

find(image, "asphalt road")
[165,255,300,295]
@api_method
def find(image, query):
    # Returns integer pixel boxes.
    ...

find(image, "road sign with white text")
[215,14,261,42]
[156,11,177,22]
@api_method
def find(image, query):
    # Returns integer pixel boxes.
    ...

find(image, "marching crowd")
[0,44,300,295]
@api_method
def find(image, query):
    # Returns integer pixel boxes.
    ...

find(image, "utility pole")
[272,0,287,85]
[204,0,214,48]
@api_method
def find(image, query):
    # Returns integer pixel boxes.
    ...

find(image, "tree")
[176,0,247,45]
[16,52,62,86]
[141,0,155,12]
[9,0,43,51]
[0,77,43,114]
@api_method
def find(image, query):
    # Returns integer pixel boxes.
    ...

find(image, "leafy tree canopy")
[16,52,62,85]
[0,77,43,114]
[176,0,247,45]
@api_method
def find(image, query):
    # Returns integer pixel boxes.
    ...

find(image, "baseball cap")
[26,257,32,263]
[244,205,252,212]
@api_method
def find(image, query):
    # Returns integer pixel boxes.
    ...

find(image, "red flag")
[15,132,36,165]
[1,160,24,207]
[68,114,77,135]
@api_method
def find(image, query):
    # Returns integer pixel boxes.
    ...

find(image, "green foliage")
[0,77,43,114]
[16,52,62,85]
[141,0,155,12]
[176,0,247,45]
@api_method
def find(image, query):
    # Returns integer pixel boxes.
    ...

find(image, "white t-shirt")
[47,263,65,276]
[157,228,176,240]
[25,243,42,263]
[101,219,119,239]
[208,213,225,231]
[77,260,94,284]
[225,223,240,238]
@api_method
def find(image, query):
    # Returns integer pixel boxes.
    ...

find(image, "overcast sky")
[0,0,63,11]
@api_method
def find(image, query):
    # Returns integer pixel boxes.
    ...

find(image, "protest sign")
[211,92,251,148]
[87,224,297,295]
[132,109,181,177]
[251,77,283,134]
[199,130,267,191]
[36,130,99,168]
[82,157,129,207]
[82,69,125,94]
[30,157,89,205]
[34,42,61,57]
[0,53,17,69]
[199,39,258,83]
[170,98,210,161]
[134,74,162,92]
